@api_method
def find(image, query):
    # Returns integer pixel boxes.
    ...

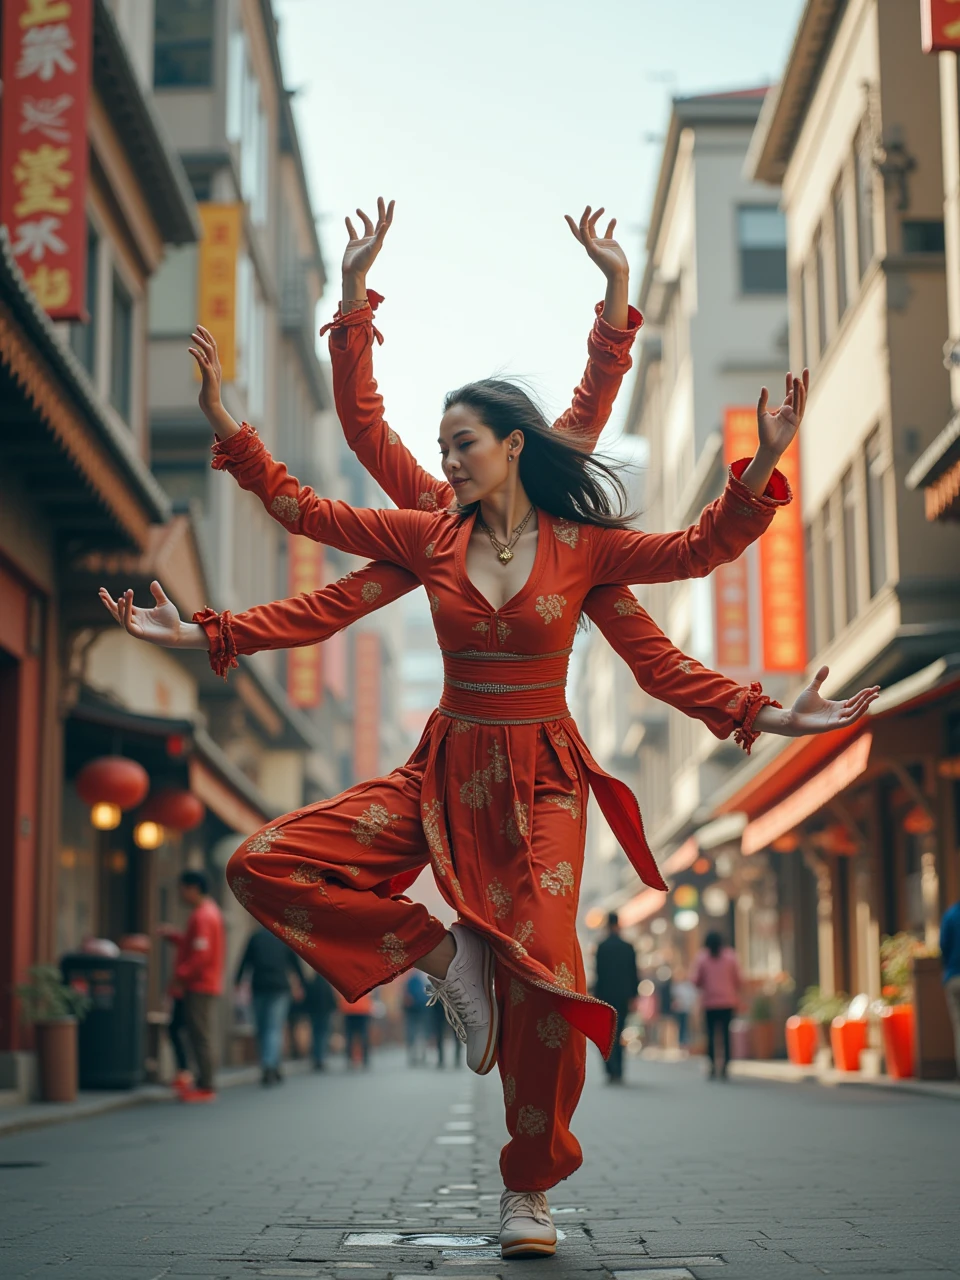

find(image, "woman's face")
[438,404,521,504]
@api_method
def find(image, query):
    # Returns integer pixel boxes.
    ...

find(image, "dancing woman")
[100,202,879,1260]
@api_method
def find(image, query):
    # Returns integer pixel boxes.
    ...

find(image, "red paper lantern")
[75,756,149,810]
[141,788,205,832]
[903,805,935,835]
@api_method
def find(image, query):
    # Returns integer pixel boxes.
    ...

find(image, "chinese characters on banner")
[714,407,756,668]
[196,203,241,382]
[921,0,960,52]
[353,632,381,780]
[0,0,93,319]
[287,539,323,708]
[759,435,806,672]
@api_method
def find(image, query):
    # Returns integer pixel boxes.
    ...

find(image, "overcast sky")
[275,0,805,476]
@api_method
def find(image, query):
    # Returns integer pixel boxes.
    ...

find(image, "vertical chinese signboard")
[759,435,806,672]
[196,203,241,382]
[921,0,960,52]
[715,408,756,668]
[353,632,381,781]
[287,540,323,708]
[1,0,93,318]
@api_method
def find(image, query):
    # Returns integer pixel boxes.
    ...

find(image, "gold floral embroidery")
[246,827,283,854]
[540,862,575,896]
[516,1104,547,1136]
[546,789,581,821]
[343,865,361,878]
[472,620,490,634]
[726,695,740,709]
[270,493,300,525]
[514,920,534,947]
[361,581,383,603]
[422,800,464,900]
[613,595,641,616]
[496,618,512,643]
[501,800,530,847]
[387,428,399,445]
[277,905,314,949]
[537,1011,569,1049]
[229,874,253,909]
[553,520,580,548]
[351,803,400,847]
[486,878,512,920]
[459,742,509,809]
[429,592,440,615]
[450,718,472,734]
[378,932,408,968]
[679,659,696,674]
[550,727,569,749]
[289,864,328,894]
[509,979,526,1007]
[418,491,438,510]
[554,961,575,991]
[425,541,436,558]
[503,1073,517,1106]
[535,594,567,624]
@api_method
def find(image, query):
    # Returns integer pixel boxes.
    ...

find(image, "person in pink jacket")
[691,931,742,1079]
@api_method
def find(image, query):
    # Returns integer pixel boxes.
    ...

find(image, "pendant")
[498,548,514,563]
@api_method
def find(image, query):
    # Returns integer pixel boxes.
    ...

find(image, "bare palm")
[98,581,182,648]
[342,197,395,281]
[786,666,880,734]
[758,369,810,456]
[564,205,628,282]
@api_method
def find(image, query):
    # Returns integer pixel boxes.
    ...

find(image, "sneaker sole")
[474,943,499,1075]
[500,1237,557,1258]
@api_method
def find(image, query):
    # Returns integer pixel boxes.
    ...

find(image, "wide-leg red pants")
[226,747,589,1192]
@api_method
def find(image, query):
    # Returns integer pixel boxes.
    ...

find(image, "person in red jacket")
[158,870,224,1102]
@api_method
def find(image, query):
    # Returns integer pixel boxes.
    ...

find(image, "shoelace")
[426,979,469,1043]
[501,1190,552,1226]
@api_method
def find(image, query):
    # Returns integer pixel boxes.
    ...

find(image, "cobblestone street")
[1,1049,957,1280]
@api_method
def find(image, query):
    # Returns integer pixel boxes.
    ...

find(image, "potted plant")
[877,932,927,1080]
[750,994,776,1059]
[788,986,830,1065]
[831,992,869,1072]
[16,965,90,1102]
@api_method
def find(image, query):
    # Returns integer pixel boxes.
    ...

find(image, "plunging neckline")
[455,506,547,616]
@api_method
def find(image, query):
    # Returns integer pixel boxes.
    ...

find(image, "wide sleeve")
[551,302,643,447]
[321,293,453,512]
[581,584,781,753]
[193,560,420,679]
[588,458,791,586]
[210,424,423,565]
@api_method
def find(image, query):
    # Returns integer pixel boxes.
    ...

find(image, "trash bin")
[60,953,146,1089]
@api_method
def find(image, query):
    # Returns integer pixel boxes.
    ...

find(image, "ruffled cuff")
[593,299,644,344]
[193,607,238,679]
[210,421,262,470]
[728,456,792,508]
[319,289,385,345]
[733,683,782,754]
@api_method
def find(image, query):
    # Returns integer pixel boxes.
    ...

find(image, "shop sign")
[0,0,93,318]
[921,0,960,52]
[196,202,241,381]
[759,434,806,672]
[716,407,757,669]
[353,632,381,780]
[287,540,324,708]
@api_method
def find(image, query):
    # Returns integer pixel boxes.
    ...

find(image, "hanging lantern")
[76,756,149,831]
[90,802,122,830]
[140,788,205,832]
[133,821,165,850]
[903,805,935,835]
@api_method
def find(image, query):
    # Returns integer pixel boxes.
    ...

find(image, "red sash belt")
[439,649,571,724]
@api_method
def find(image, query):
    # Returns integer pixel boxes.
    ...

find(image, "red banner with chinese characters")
[287,540,323,708]
[353,632,381,781]
[759,435,806,672]
[715,407,757,669]
[196,203,240,382]
[921,0,960,52]
[0,0,93,319]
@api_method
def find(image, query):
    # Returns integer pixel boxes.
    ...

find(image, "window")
[902,220,945,253]
[110,274,133,422]
[737,205,787,294]
[814,228,828,357]
[227,30,269,225]
[153,0,215,88]
[69,223,98,375]
[841,469,857,625]
[865,429,888,596]
[804,522,817,659]
[148,244,197,337]
[821,502,837,644]
[855,128,875,279]
[833,183,848,321]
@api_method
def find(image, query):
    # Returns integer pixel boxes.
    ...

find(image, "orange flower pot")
[830,1016,867,1072]
[880,1003,915,1079]
[785,1015,818,1066]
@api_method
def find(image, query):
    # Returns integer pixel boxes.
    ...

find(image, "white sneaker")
[499,1188,558,1258]
[425,922,498,1074]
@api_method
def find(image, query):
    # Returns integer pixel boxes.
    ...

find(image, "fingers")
[345,216,358,240]
[98,587,122,625]
[150,580,170,607]
[757,386,769,418]
[356,207,374,237]
[579,205,592,244]
[564,213,583,243]
[120,588,137,636]
[796,371,807,423]
[587,207,605,238]
[807,664,829,694]
[604,217,616,239]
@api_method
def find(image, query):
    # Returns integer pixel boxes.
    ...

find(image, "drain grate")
[343,1231,497,1248]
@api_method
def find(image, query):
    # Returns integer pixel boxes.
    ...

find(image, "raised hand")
[782,666,879,735]
[564,206,628,283]
[342,197,395,289]
[187,325,241,439]
[757,369,810,459]
[98,581,203,649]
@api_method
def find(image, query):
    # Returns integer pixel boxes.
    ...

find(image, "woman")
[692,931,742,1079]
[100,200,878,1260]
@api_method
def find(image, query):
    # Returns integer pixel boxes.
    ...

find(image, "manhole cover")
[0,1161,46,1169]
[343,1232,496,1248]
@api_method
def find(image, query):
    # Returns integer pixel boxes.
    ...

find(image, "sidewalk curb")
[728,1058,960,1101]
[0,1058,315,1140]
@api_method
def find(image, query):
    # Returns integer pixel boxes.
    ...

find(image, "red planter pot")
[880,1003,915,1079]
[830,1016,868,1072]
[785,1015,818,1066]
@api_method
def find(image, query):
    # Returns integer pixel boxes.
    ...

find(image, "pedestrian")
[671,969,698,1049]
[692,931,742,1079]
[340,990,374,1068]
[592,912,639,1083]
[235,925,304,1085]
[157,870,224,1103]
[303,971,337,1070]
[103,197,881,1261]
[939,897,960,1075]
[403,970,430,1065]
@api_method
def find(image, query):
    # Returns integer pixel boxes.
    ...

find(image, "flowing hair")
[443,379,637,528]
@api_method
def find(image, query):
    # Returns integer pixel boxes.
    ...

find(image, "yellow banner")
[197,203,241,382]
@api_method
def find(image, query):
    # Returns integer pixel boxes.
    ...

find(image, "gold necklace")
[478,505,535,564]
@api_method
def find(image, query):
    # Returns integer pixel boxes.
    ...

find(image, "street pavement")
[0,1045,957,1280]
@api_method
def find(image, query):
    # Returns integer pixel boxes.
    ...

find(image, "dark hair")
[443,379,636,529]
[704,930,724,958]
[606,911,620,928]
[179,869,209,894]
